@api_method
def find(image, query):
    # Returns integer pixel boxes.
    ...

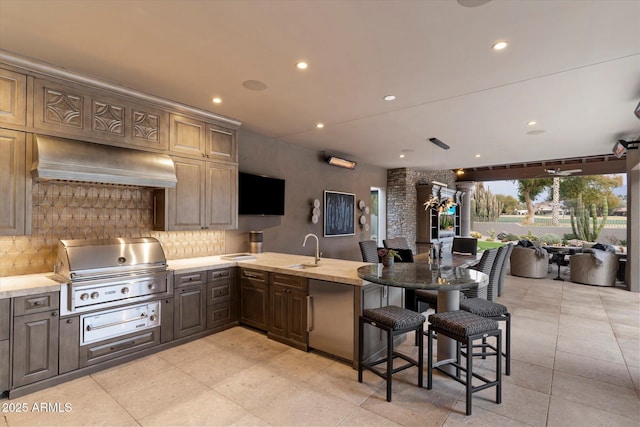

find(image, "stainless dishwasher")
[308,279,354,361]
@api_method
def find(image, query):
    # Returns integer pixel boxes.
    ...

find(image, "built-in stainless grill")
[56,237,172,316]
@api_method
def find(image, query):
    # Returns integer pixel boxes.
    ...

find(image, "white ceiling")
[1,0,639,172]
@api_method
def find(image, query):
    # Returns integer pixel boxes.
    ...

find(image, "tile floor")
[2,269,639,426]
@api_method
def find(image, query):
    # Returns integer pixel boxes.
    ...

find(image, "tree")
[557,175,623,215]
[495,194,519,214]
[514,178,552,224]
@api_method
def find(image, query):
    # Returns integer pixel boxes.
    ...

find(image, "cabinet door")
[170,114,205,156]
[174,284,206,339]
[0,299,9,341]
[205,162,237,230]
[0,68,27,126]
[13,310,59,388]
[0,129,29,236]
[0,340,8,392]
[168,157,205,230]
[33,78,85,134]
[59,316,79,374]
[268,284,287,338]
[160,298,174,343]
[287,289,308,345]
[206,124,236,161]
[239,270,268,331]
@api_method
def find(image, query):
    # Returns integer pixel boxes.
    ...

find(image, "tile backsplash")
[0,182,225,277]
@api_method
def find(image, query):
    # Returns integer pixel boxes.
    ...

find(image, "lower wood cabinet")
[174,283,206,339]
[12,308,59,388]
[58,316,79,375]
[239,269,268,331]
[268,273,308,350]
[0,299,9,393]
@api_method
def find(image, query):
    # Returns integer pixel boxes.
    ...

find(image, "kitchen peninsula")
[0,252,398,398]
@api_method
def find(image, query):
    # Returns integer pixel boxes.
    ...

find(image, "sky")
[481,174,627,203]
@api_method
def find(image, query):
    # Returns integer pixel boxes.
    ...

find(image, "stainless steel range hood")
[32,135,177,188]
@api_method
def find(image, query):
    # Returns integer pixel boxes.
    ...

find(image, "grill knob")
[148,283,155,290]
[150,314,157,322]
[80,293,89,301]
[121,287,130,294]
[90,292,99,299]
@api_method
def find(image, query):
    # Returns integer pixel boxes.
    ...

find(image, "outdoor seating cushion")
[460,298,508,317]
[428,310,498,337]
[363,306,426,330]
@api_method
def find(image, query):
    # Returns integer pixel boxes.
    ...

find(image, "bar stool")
[358,305,426,402]
[459,298,511,375]
[427,310,502,416]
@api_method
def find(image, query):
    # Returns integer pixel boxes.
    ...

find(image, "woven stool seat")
[459,299,508,317]
[428,311,498,337]
[414,289,438,304]
[363,306,426,330]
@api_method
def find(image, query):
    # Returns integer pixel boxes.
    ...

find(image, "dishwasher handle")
[306,295,314,332]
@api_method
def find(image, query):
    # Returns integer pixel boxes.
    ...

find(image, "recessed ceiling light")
[212,97,222,104]
[296,61,308,70]
[475,154,481,158]
[527,121,537,126]
[383,95,396,101]
[316,123,324,129]
[492,41,508,50]
[399,153,405,158]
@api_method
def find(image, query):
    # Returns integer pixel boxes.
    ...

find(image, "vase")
[382,255,394,267]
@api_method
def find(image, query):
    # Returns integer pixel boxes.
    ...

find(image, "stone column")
[456,181,476,237]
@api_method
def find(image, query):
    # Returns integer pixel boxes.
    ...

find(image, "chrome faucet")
[302,233,320,265]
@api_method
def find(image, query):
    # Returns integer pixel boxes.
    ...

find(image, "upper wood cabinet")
[170,114,237,162]
[153,156,237,231]
[33,78,169,150]
[0,129,31,236]
[0,68,27,126]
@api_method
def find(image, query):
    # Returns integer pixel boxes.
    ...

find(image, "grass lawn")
[477,240,505,251]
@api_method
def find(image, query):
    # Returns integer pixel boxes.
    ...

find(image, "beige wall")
[225,130,388,261]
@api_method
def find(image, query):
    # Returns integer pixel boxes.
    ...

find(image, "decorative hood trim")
[32,135,177,188]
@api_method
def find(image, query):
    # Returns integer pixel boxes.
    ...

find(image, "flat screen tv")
[238,172,285,216]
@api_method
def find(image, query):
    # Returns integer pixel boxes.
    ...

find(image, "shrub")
[470,231,482,239]
[520,230,538,242]
[539,233,562,245]
[506,233,520,241]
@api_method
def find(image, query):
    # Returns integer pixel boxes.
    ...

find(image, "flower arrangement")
[378,248,402,260]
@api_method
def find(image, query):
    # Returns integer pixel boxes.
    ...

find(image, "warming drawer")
[80,301,160,345]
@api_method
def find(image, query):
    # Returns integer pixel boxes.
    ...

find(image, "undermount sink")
[287,263,321,269]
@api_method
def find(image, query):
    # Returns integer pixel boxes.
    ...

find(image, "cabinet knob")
[66,319,73,324]
[51,311,58,317]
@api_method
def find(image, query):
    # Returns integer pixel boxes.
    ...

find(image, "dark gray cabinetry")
[239,269,268,331]
[1,299,9,393]
[173,271,207,339]
[268,273,308,350]
[58,316,79,374]
[12,292,60,388]
[160,298,174,343]
[206,268,237,330]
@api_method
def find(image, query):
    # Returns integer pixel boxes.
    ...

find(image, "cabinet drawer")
[241,269,267,282]
[207,302,236,330]
[14,292,60,316]
[80,327,160,368]
[209,268,231,281]
[270,273,308,291]
[174,271,207,287]
[207,282,232,305]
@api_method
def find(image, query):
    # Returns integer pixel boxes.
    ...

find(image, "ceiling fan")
[544,168,582,176]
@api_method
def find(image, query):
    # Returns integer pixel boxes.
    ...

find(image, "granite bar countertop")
[1,253,373,298]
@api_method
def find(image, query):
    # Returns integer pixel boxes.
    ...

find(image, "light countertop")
[1,252,373,299]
